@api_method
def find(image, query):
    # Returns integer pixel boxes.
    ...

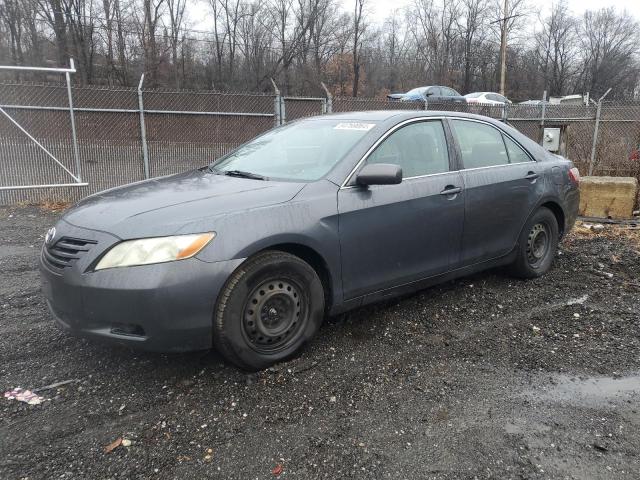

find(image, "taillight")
[568,167,580,185]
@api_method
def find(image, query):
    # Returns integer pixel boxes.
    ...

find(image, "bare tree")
[379,10,408,91]
[1,0,639,99]
[208,0,227,87]
[65,0,98,84]
[166,0,186,88]
[37,0,69,67]
[137,0,165,87]
[101,0,118,85]
[308,0,348,78]
[576,8,640,98]
[0,0,25,72]
[269,0,320,93]
[534,0,577,96]
[237,0,276,89]
[351,0,365,96]
[458,0,489,93]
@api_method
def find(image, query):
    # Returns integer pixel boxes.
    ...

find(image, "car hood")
[62,169,306,238]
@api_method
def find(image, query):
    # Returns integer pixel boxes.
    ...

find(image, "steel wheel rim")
[242,279,305,353]
[526,222,550,266]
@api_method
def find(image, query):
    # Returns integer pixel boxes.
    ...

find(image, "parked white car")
[549,94,587,105]
[464,92,512,105]
[521,95,588,106]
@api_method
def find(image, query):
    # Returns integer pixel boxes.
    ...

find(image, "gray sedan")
[40,111,580,370]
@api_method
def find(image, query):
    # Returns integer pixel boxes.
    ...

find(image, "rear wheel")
[213,251,325,371]
[509,207,559,279]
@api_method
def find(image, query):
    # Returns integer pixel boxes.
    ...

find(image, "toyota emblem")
[45,227,56,245]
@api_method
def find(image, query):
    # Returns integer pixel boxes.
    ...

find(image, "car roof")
[304,110,490,122]
[312,109,549,185]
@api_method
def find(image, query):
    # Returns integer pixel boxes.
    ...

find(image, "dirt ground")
[1,205,639,480]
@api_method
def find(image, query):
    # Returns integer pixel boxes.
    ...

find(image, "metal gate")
[0,59,87,191]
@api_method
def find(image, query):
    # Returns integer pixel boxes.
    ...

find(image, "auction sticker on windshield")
[334,122,376,131]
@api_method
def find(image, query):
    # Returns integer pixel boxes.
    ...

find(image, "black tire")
[509,207,559,279]
[213,251,325,371]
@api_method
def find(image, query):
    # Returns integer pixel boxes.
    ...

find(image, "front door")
[338,119,465,300]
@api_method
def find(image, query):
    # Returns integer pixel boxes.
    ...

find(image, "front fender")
[194,182,343,304]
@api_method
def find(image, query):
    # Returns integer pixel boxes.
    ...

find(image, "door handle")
[440,186,462,196]
[525,172,539,181]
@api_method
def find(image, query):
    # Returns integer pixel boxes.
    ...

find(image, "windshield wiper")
[221,169,268,180]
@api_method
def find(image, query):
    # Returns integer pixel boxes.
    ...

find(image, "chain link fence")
[1,79,639,205]
[0,80,275,204]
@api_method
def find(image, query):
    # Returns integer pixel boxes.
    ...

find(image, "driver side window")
[366,121,450,178]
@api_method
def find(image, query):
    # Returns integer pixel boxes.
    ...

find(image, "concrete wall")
[579,176,638,219]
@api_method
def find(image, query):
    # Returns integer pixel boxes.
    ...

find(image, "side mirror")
[356,163,402,186]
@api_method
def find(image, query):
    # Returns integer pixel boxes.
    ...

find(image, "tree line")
[0,0,638,100]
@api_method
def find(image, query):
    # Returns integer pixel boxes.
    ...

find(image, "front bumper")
[39,222,245,352]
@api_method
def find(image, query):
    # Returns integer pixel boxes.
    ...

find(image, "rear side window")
[450,120,509,169]
[504,135,532,163]
[367,121,450,178]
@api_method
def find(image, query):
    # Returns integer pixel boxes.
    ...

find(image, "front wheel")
[213,251,325,371]
[509,207,559,279]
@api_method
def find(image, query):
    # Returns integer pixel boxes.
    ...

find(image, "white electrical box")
[543,128,561,152]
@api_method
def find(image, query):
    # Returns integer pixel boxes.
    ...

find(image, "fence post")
[137,74,150,179]
[539,90,547,145]
[321,82,333,114]
[502,101,509,123]
[280,95,286,124]
[65,58,82,182]
[588,88,612,176]
[270,78,282,126]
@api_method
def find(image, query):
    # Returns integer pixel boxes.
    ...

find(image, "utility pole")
[499,0,508,96]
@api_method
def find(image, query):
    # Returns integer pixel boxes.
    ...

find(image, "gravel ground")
[1,205,639,480]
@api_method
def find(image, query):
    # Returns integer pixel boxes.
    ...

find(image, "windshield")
[211,120,376,181]
[464,92,483,98]
[406,87,427,95]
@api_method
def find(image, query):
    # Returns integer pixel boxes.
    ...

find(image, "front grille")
[43,237,97,271]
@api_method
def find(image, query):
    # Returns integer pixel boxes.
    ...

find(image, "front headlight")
[95,232,216,270]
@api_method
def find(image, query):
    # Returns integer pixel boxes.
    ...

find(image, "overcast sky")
[192,0,640,36]
[340,0,640,24]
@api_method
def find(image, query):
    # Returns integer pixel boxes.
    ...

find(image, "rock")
[591,224,605,232]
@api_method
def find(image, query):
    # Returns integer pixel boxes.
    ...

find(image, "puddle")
[525,373,640,407]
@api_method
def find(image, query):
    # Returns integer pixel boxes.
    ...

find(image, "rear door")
[338,119,464,300]
[448,118,544,266]
[442,87,465,104]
